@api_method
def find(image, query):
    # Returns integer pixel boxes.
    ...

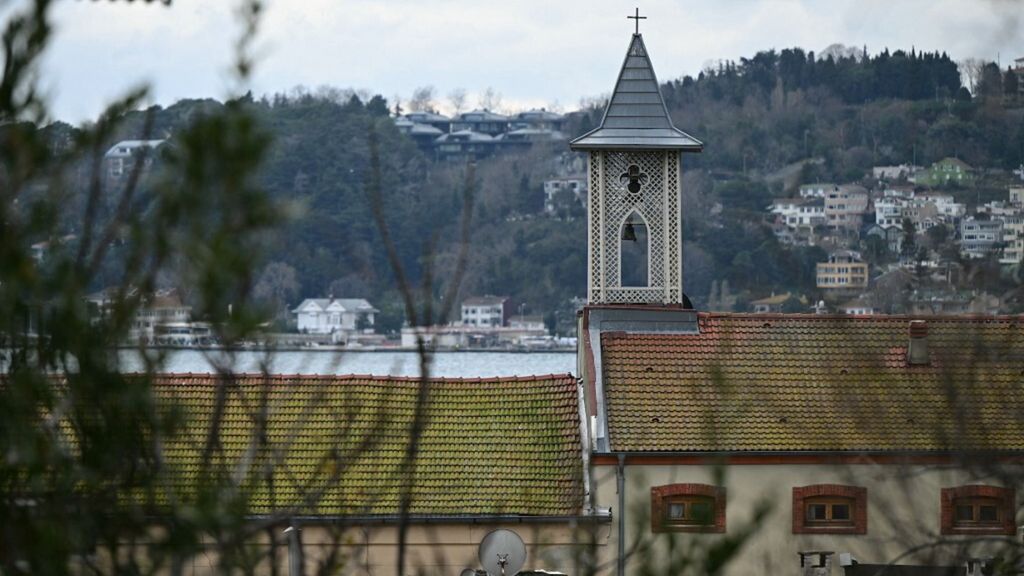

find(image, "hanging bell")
[622,217,637,242]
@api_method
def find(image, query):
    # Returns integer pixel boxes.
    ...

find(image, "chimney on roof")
[907,320,929,365]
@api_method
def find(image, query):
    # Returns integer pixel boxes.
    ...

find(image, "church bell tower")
[570,23,702,305]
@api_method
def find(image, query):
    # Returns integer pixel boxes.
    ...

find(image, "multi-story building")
[960,217,1004,258]
[460,296,510,327]
[874,197,907,228]
[816,250,869,290]
[543,175,588,215]
[824,185,869,231]
[770,197,826,229]
[1000,214,1024,265]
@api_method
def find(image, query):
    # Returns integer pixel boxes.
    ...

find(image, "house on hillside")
[960,217,1004,258]
[434,129,498,160]
[544,175,588,216]
[403,110,452,133]
[450,109,510,136]
[293,297,377,336]
[798,182,836,199]
[103,139,165,183]
[394,116,445,150]
[863,222,903,254]
[816,250,869,291]
[917,157,975,187]
[872,164,920,181]
[825,184,869,232]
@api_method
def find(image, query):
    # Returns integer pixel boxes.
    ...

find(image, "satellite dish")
[478,529,526,576]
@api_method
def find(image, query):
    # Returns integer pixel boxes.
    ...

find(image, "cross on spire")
[627,7,646,35]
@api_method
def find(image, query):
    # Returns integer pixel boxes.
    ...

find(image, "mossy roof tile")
[143,373,582,517]
[601,313,1024,452]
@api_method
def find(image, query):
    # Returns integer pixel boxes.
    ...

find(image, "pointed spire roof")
[570,34,702,151]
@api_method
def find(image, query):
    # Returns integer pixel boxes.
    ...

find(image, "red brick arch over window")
[941,485,1016,536]
[651,483,726,533]
[792,484,868,534]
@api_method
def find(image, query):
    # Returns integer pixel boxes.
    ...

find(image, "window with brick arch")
[941,485,1016,536]
[651,484,726,533]
[792,485,867,534]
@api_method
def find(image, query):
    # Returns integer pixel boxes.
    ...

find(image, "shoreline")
[120,346,576,354]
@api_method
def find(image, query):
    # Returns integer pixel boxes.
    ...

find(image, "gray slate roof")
[570,34,702,152]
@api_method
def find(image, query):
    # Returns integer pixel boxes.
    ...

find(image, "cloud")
[6,0,1021,123]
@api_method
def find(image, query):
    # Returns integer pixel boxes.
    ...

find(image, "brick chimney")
[907,320,929,366]
[799,551,833,576]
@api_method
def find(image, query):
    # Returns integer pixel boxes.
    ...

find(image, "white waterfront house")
[460,296,509,327]
[293,298,378,335]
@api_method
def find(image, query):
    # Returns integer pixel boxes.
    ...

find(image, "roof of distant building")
[127,374,583,517]
[404,111,451,123]
[598,313,1024,452]
[462,295,509,306]
[293,298,379,314]
[435,129,496,143]
[934,157,973,171]
[513,109,565,122]
[750,292,793,306]
[104,139,166,159]
[500,127,566,141]
[570,34,702,151]
[455,109,510,122]
[408,123,444,136]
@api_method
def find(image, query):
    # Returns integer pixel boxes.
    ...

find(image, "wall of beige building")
[123,522,610,576]
[592,462,1021,575]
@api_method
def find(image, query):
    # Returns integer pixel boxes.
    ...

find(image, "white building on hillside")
[104,139,165,181]
[293,298,377,335]
[769,197,825,229]
[960,218,1004,259]
[798,183,836,199]
[875,197,907,228]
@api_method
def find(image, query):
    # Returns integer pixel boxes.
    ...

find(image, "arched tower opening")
[620,212,649,287]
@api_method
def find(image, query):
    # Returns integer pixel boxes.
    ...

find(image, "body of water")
[119,349,577,378]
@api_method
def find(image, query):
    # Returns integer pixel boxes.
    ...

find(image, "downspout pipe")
[617,453,626,576]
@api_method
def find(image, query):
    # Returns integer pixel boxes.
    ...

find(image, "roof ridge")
[698,312,1024,324]
[146,373,577,385]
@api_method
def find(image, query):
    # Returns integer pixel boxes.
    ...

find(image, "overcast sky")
[8,0,1024,123]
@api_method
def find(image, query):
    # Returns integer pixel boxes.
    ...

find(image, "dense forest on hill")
[25,46,1024,332]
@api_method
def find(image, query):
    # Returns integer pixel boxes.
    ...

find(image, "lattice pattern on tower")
[586,150,684,305]
[604,151,665,287]
[588,152,603,302]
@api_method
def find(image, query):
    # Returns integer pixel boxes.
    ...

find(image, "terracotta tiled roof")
[149,373,582,517]
[600,313,1024,453]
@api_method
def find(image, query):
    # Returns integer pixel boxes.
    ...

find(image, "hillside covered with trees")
[30,45,1024,332]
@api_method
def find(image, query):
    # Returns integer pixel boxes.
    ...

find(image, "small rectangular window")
[664,495,715,526]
